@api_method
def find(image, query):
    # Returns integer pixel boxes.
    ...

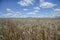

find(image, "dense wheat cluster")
[0,18,60,40]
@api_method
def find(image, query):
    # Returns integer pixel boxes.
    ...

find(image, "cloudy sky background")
[0,0,60,18]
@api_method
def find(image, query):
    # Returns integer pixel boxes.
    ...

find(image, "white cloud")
[27,7,40,15]
[28,12,36,15]
[34,10,39,12]
[17,0,34,6]
[5,8,22,18]
[20,15,28,18]
[40,2,56,8]
[3,12,21,18]
[54,8,60,17]
[0,8,22,18]
[16,11,20,14]
[6,8,14,12]
[11,14,20,17]
[33,7,40,13]
[40,0,45,3]
[5,13,13,17]
[6,8,11,11]
[23,9,28,11]
[34,7,40,10]
[54,9,60,12]
[40,0,56,8]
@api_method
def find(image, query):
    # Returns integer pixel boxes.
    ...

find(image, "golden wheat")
[0,18,60,40]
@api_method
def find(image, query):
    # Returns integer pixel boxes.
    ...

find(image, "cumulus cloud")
[17,0,34,6]
[1,12,21,18]
[26,7,40,15]
[0,8,22,18]
[34,10,39,12]
[40,0,56,8]
[33,7,40,13]
[23,9,28,11]
[34,7,40,10]
[54,8,60,12]
[6,8,14,12]
[40,0,45,3]
[28,12,36,15]
[6,8,11,11]
[40,2,56,8]
[54,8,60,17]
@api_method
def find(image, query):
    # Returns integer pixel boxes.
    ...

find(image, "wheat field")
[0,18,60,40]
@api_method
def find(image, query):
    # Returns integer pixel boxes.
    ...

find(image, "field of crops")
[0,18,60,40]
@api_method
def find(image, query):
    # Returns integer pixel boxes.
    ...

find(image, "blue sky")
[0,0,60,18]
